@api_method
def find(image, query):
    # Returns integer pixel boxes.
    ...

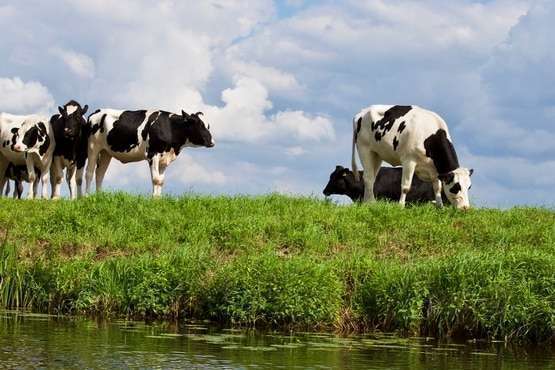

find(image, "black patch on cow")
[374,132,382,141]
[89,111,106,136]
[372,105,412,138]
[423,129,460,175]
[39,132,50,155]
[22,126,39,148]
[106,110,147,152]
[393,136,399,151]
[354,117,362,142]
[88,109,101,120]
[449,182,461,194]
[398,121,406,133]
[142,112,159,141]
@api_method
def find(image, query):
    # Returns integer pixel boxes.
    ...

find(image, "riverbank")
[0,193,553,342]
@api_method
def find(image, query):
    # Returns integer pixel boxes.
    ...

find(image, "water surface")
[0,311,553,369]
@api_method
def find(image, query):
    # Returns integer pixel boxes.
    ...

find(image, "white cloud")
[0,77,54,114]
[169,153,227,186]
[204,76,334,143]
[51,47,95,79]
[285,146,306,156]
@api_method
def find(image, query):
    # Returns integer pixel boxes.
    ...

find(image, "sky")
[0,0,553,207]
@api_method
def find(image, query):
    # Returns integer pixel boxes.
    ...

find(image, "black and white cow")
[50,100,89,199]
[0,113,55,199]
[85,109,215,196]
[323,165,449,204]
[3,164,40,199]
[352,105,473,209]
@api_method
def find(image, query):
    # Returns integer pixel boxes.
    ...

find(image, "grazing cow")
[352,105,473,209]
[85,109,215,196]
[50,100,89,199]
[0,113,55,199]
[323,165,449,204]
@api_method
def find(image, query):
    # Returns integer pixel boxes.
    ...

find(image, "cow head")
[438,168,473,210]
[323,165,363,201]
[58,100,88,140]
[181,110,215,148]
[11,120,50,155]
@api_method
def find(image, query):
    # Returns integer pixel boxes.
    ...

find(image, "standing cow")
[323,165,449,204]
[0,113,55,199]
[352,105,473,209]
[50,100,89,199]
[85,109,215,197]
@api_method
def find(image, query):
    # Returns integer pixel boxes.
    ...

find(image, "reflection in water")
[0,311,553,369]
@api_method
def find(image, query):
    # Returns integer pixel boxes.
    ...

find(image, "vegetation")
[0,193,553,342]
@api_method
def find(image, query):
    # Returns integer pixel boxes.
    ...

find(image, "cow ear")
[469,168,474,177]
[335,165,344,171]
[58,106,66,116]
[438,172,454,184]
[81,105,88,115]
[181,110,190,118]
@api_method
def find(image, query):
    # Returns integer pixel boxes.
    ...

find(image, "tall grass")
[0,193,553,342]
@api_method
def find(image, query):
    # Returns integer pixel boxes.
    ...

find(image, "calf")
[50,100,89,199]
[85,109,215,196]
[0,113,55,199]
[3,164,41,199]
[352,105,473,209]
[323,165,449,204]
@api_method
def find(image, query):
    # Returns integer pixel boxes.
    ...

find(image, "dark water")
[0,311,553,369]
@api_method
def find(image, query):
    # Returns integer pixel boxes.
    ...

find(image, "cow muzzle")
[13,144,25,152]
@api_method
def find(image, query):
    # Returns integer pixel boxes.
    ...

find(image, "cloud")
[50,47,95,79]
[0,77,54,114]
[169,153,227,186]
[204,76,334,144]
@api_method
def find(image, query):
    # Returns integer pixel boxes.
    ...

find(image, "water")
[0,311,553,369]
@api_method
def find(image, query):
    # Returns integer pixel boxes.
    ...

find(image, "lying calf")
[323,165,448,204]
[3,164,41,198]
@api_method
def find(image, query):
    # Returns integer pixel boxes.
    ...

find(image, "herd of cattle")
[0,101,472,209]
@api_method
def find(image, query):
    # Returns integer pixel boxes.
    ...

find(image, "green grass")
[0,193,554,342]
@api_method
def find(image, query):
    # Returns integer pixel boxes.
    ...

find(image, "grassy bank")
[0,193,553,342]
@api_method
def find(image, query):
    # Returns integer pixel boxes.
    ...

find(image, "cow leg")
[149,155,162,197]
[95,152,112,193]
[399,161,417,208]
[50,157,64,200]
[359,151,382,203]
[432,179,443,208]
[85,148,100,195]
[66,164,77,200]
[16,180,23,199]
[26,160,37,200]
[157,162,169,196]
[76,166,84,197]
[0,159,8,198]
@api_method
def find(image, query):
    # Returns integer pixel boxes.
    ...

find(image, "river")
[0,311,553,369]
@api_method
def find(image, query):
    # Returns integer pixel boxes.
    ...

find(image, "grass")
[0,193,553,342]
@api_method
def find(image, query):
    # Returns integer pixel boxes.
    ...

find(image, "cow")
[50,100,89,199]
[323,165,449,204]
[0,113,55,199]
[85,109,215,197]
[3,164,41,199]
[352,105,473,210]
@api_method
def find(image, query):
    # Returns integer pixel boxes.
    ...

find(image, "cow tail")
[352,116,359,182]
[4,180,10,196]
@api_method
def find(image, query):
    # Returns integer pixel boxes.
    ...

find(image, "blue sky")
[0,0,553,207]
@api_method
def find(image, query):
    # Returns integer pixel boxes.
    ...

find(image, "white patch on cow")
[66,105,78,115]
